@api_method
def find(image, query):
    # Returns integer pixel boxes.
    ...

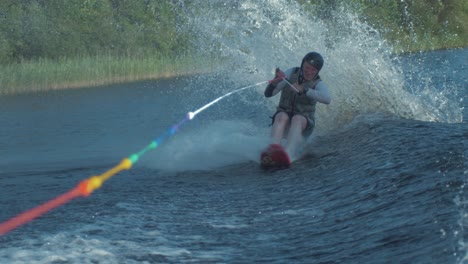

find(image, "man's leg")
[270,112,290,144]
[285,115,307,159]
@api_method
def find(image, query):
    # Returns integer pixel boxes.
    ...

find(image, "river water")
[0,1,467,263]
[0,47,466,264]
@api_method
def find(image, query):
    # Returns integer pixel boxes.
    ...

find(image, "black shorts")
[271,111,315,138]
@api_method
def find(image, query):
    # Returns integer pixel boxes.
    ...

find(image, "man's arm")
[264,83,277,97]
[306,81,331,104]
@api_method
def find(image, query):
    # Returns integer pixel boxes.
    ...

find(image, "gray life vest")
[277,67,321,119]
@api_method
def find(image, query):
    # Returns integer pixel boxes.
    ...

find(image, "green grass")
[0,53,216,95]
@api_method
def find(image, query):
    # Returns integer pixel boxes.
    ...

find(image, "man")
[264,51,331,160]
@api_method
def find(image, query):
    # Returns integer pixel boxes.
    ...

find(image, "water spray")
[0,80,271,236]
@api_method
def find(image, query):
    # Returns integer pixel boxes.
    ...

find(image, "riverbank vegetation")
[0,0,466,94]
[298,0,467,53]
[0,53,214,94]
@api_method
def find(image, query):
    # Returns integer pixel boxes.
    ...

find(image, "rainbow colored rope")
[0,80,268,236]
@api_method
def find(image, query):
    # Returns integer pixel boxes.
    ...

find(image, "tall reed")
[0,53,215,95]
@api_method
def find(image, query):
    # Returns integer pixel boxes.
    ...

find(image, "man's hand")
[269,68,285,85]
[293,82,305,94]
[275,68,285,79]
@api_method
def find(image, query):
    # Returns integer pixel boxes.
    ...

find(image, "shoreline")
[0,54,217,95]
[391,40,467,55]
[1,46,466,96]
[1,71,208,96]
[392,46,468,56]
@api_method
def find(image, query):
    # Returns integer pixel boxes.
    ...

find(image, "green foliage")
[1,0,466,64]
[0,0,189,63]
[298,0,467,52]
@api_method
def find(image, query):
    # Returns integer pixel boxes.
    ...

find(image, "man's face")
[302,61,318,81]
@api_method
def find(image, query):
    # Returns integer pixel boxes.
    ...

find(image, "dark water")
[0,48,466,263]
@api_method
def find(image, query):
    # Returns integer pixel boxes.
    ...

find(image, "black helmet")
[301,52,324,72]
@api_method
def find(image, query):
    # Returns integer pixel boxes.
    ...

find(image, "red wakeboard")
[260,144,291,169]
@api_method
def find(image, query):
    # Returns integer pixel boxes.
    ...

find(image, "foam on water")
[145,120,269,171]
